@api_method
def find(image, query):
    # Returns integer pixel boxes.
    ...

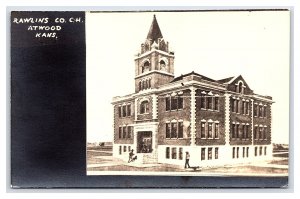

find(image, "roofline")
[135,70,174,79]
[134,49,174,60]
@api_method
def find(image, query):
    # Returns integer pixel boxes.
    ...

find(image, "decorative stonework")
[152,94,158,120]
[134,98,138,121]
[251,99,254,145]
[224,93,231,145]
[269,104,272,144]
[189,86,196,146]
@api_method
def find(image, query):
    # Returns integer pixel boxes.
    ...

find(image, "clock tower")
[134,15,175,93]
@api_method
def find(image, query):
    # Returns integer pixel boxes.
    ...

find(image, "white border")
[2,1,298,198]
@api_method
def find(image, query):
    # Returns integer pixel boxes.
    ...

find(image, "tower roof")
[146,15,163,43]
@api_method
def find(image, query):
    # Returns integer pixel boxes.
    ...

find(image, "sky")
[86,11,290,144]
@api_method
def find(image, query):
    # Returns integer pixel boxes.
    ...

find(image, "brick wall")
[157,89,191,145]
[253,101,272,145]
[229,95,253,145]
[113,100,135,144]
[195,89,226,146]
[136,96,153,121]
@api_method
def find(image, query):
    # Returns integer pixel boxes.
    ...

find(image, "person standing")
[185,151,191,168]
[128,149,134,163]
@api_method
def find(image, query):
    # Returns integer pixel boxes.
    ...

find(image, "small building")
[111,15,273,167]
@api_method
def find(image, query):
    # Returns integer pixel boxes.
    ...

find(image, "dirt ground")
[86,147,288,175]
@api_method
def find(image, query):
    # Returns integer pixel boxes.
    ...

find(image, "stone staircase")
[142,151,158,164]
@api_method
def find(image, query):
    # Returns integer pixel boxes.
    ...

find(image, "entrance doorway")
[137,131,152,153]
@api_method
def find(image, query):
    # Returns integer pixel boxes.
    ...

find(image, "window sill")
[138,112,150,115]
[119,116,133,119]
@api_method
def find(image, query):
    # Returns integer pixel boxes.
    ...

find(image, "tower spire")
[146,14,163,44]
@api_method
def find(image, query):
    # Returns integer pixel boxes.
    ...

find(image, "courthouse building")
[111,15,274,167]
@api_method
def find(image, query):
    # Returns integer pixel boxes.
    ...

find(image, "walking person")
[128,149,134,163]
[185,151,191,169]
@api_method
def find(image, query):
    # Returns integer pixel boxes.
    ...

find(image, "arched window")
[139,81,142,91]
[140,100,149,114]
[142,61,150,73]
[159,60,166,70]
[145,79,149,89]
[239,82,243,94]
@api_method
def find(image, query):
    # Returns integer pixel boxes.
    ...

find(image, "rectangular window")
[263,127,267,140]
[234,99,237,112]
[259,127,263,139]
[118,106,122,117]
[207,97,213,109]
[215,147,219,159]
[172,147,177,159]
[166,147,170,159]
[123,126,127,138]
[128,146,131,151]
[127,126,131,138]
[214,97,219,111]
[171,122,177,138]
[242,147,245,158]
[247,102,250,115]
[259,147,263,156]
[232,147,235,159]
[246,125,249,139]
[259,106,263,117]
[254,126,258,139]
[231,124,236,138]
[214,123,219,139]
[127,127,131,138]
[179,148,183,160]
[208,123,213,138]
[254,104,258,116]
[201,95,206,109]
[264,146,267,155]
[123,146,127,152]
[119,127,122,139]
[178,122,183,138]
[236,100,240,113]
[208,148,212,160]
[122,106,126,117]
[255,147,257,156]
[243,125,246,139]
[201,122,206,138]
[241,101,244,114]
[231,98,235,112]
[264,106,267,117]
[237,147,239,158]
[246,147,249,157]
[243,101,246,114]
[201,148,205,160]
[166,123,171,138]
[119,146,122,155]
[127,104,131,116]
[178,95,183,109]
[171,96,178,110]
[236,124,240,139]
[166,97,170,111]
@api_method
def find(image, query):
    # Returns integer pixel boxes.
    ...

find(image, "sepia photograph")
[9,8,291,189]
[86,10,290,177]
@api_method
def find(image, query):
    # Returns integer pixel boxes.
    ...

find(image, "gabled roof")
[218,76,235,84]
[146,15,163,44]
[171,71,217,83]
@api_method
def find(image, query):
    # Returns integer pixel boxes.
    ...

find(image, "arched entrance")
[137,131,152,153]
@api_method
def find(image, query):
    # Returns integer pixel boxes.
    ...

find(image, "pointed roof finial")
[147,14,163,43]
